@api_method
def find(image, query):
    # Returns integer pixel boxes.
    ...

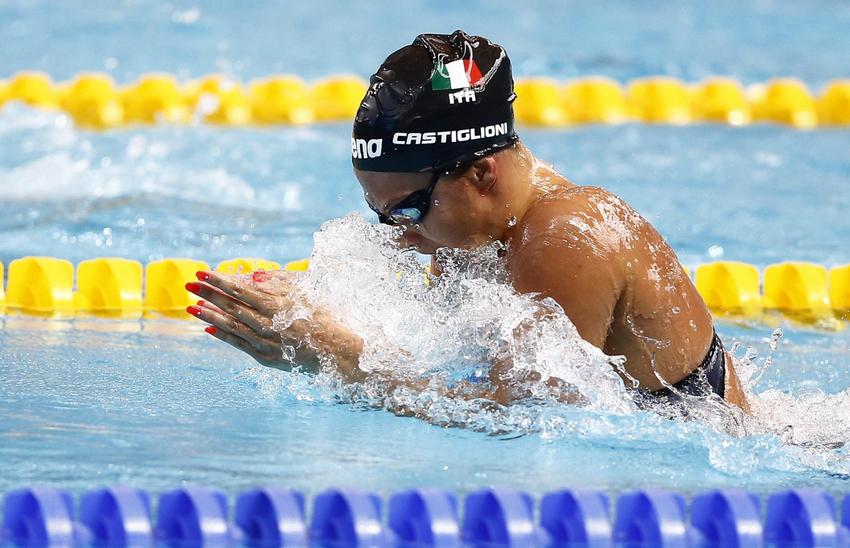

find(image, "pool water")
[2,0,850,500]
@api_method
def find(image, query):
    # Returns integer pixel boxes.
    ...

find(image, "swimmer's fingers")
[206,326,283,368]
[187,280,247,309]
[187,282,275,335]
[255,269,301,283]
[195,299,224,315]
[197,270,309,318]
[197,270,274,311]
[186,294,280,339]
[248,270,307,310]
[194,305,281,357]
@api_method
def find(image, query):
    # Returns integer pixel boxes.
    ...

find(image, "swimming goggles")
[369,168,445,226]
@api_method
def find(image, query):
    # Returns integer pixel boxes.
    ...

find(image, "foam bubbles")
[265,213,637,427]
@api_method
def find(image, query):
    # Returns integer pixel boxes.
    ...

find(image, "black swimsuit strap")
[633,330,727,406]
[669,330,727,399]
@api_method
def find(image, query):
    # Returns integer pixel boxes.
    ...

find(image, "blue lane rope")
[2,486,850,546]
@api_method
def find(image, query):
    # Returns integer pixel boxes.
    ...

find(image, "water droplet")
[708,245,724,258]
[769,327,783,351]
[507,215,517,227]
[433,199,440,206]
[689,320,697,331]
[671,306,680,314]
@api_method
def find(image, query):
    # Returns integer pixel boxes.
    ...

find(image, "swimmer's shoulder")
[542,184,631,213]
[507,184,633,288]
[507,185,627,347]
[512,185,633,254]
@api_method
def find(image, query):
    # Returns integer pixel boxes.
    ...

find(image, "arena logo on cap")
[352,138,382,159]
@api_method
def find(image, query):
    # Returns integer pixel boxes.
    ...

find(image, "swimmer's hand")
[186,270,366,381]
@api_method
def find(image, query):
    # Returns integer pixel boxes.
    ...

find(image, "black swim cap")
[352,30,518,173]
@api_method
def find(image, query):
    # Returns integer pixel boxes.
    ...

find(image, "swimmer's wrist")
[308,313,366,382]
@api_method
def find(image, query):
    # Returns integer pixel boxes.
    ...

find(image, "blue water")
[2,0,850,500]
[2,0,850,87]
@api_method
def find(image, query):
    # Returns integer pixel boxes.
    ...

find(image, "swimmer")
[186,30,748,412]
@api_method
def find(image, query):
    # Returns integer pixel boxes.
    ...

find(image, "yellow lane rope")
[1,72,848,129]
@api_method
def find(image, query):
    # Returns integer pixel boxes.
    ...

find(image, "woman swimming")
[186,30,748,411]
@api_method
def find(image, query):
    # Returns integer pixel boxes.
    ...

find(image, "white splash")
[732,330,850,452]
[268,214,635,420]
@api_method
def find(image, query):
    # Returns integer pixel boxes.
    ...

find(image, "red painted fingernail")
[205,326,218,335]
[186,305,202,316]
[197,300,205,306]
[185,282,201,293]
[196,271,210,281]
[252,270,270,283]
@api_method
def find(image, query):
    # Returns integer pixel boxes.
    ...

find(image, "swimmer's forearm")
[303,312,367,382]
[298,318,584,406]
[489,354,585,405]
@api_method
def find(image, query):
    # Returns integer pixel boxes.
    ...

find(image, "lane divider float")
[0,257,848,323]
[0,257,300,318]
[695,260,850,324]
[1,485,849,546]
[1,71,849,129]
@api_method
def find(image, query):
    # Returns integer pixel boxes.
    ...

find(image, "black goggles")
[369,167,448,226]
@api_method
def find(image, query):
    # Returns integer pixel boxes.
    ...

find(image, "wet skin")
[187,142,747,411]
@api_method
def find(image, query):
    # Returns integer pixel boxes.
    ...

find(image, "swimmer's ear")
[466,156,497,193]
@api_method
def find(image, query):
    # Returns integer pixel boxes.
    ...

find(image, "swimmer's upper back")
[506,185,714,391]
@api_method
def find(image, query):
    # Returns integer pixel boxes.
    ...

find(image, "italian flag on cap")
[432,58,484,90]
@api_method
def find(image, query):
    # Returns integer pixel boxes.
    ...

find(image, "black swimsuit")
[664,330,727,398]
[636,331,727,404]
